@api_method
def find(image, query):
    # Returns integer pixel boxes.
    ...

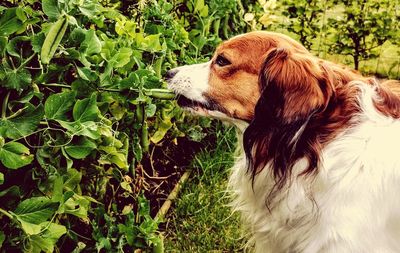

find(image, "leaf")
[13,197,58,235]
[0,8,23,36]
[6,36,30,58]
[0,104,44,139]
[64,137,97,159]
[78,3,99,18]
[64,168,82,191]
[81,29,102,56]
[76,66,97,81]
[51,176,63,203]
[194,0,205,13]
[73,94,99,122]
[118,71,140,90]
[141,34,162,52]
[109,102,126,120]
[18,220,42,235]
[0,172,3,185]
[58,120,101,139]
[42,0,60,20]
[28,222,67,252]
[1,68,32,90]
[63,194,89,219]
[31,32,46,53]
[0,142,34,169]
[112,47,132,68]
[45,91,76,120]
[150,118,173,144]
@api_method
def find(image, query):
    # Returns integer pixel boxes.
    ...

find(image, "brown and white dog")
[166,31,400,253]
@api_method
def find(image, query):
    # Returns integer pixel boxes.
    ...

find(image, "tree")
[326,0,400,70]
[281,0,324,50]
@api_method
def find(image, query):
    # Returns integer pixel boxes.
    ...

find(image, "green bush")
[0,0,251,251]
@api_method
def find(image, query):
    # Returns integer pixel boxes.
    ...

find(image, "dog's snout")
[165,69,178,80]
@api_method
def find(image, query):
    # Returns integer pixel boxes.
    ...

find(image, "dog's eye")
[215,55,231,67]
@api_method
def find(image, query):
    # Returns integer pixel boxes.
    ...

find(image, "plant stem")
[6,106,28,120]
[17,53,36,71]
[2,91,10,119]
[0,207,13,219]
[41,83,71,89]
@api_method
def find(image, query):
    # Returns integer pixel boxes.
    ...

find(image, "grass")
[163,123,246,252]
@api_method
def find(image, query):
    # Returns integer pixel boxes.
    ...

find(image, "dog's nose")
[165,69,178,80]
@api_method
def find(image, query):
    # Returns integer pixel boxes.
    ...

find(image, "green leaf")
[194,0,205,13]
[58,120,101,139]
[0,172,3,185]
[109,102,126,120]
[64,168,82,191]
[118,71,140,90]
[14,197,57,223]
[13,197,58,235]
[19,220,42,235]
[73,94,99,122]
[112,47,132,68]
[76,66,97,81]
[6,36,30,58]
[0,8,23,36]
[0,104,44,139]
[1,68,32,90]
[45,91,76,120]
[28,222,67,252]
[42,0,60,20]
[52,176,63,202]
[31,33,46,53]
[78,3,99,18]
[81,29,102,56]
[63,194,89,219]
[0,142,34,169]
[64,137,97,159]
[141,34,162,52]
[150,118,173,144]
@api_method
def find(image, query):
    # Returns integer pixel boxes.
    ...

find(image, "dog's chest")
[229,120,400,252]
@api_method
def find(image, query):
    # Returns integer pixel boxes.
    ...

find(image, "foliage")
[0,0,250,252]
[280,0,324,50]
[248,0,400,71]
[326,0,400,70]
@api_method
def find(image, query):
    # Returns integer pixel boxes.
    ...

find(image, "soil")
[141,134,215,217]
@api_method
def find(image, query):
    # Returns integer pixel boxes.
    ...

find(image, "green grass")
[164,124,246,252]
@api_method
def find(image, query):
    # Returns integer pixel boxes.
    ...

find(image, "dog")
[166,31,400,253]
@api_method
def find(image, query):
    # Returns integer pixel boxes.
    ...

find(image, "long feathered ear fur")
[243,48,335,196]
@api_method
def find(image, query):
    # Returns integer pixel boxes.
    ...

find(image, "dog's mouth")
[176,95,227,115]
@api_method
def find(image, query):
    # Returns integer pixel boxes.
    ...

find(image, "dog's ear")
[258,48,331,123]
[243,48,334,193]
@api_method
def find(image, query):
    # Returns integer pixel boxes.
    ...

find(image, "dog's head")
[166,31,313,124]
[167,31,366,190]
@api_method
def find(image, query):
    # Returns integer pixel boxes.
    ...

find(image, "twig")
[155,170,191,220]
[141,168,172,180]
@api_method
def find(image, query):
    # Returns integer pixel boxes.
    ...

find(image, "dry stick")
[155,170,191,220]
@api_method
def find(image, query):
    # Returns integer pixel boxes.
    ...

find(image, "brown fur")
[204,31,400,124]
[244,47,363,195]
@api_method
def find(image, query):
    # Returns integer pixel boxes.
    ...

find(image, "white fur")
[167,60,250,129]
[167,61,211,103]
[167,60,400,252]
[229,82,400,253]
